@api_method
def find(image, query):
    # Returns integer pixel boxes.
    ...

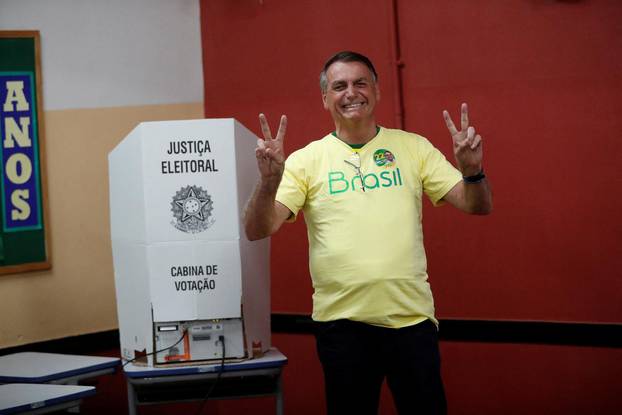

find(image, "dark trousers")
[315,319,447,415]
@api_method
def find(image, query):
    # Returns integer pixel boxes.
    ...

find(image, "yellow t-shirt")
[275,127,462,328]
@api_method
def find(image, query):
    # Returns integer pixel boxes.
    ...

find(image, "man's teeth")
[344,103,363,109]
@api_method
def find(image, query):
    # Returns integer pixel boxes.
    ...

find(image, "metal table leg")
[126,380,137,415]
[276,370,284,415]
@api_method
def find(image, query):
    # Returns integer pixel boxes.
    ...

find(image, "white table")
[0,352,119,413]
[0,383,95,414]
[124,348,287,415]
[0,352,120,385]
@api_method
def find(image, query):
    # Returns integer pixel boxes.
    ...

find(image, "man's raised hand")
[256,113,287,180]
[443,103,483,177]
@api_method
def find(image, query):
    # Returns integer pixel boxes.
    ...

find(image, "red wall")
[201,1,622,413]
[398,0,622,322]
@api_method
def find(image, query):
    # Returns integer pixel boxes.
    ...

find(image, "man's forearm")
[462,178,493,215]
[244,177,282,241]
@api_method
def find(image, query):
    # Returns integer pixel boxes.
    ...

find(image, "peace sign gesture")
[443,103,483,176]
[256,113,287,180]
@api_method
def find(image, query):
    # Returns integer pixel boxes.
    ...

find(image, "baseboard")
[1,315,620,354]
[271,314,622,348]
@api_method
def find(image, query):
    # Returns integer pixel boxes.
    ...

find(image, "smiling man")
[244,51,492,415]
[320,57,380,143]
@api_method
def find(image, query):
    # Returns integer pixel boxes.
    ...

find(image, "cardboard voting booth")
[109,119,270,366]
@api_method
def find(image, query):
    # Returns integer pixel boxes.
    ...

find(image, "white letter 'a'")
[3,81,30,112]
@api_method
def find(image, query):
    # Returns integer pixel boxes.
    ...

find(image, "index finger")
[443,110,459,136]
[258,113,272,140]
[275,115,287,143]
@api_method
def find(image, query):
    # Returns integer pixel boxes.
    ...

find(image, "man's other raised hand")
[256,113,287,180]
[443,103,483,177]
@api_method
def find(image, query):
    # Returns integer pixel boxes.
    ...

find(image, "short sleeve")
[419,139,462,206]
[275,150,308,222]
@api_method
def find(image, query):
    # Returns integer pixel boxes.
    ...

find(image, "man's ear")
[375,82,380,102]
[322,93,328,110]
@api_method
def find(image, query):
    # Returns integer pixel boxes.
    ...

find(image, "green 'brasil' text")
[329,168,403,194]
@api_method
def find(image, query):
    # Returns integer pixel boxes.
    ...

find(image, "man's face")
[322,61,380,124]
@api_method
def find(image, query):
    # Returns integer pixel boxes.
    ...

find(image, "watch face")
[184,197,200,214]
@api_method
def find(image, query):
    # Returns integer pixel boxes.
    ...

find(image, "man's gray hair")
[319,51,378,93]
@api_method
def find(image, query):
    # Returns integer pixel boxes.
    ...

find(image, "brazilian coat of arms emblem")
[170,185,215,233]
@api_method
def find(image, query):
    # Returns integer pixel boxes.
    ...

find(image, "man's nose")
[345,84,356,98]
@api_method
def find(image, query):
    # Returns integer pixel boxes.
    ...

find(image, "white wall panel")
[0,0,203,110]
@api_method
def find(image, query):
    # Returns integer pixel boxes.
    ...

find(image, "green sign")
[0,31,50,275]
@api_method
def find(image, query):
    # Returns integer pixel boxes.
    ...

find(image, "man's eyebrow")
[330,77,369,86]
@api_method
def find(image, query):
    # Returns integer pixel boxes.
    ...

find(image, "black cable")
[121,330,188,368]
[195,335,226,415]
